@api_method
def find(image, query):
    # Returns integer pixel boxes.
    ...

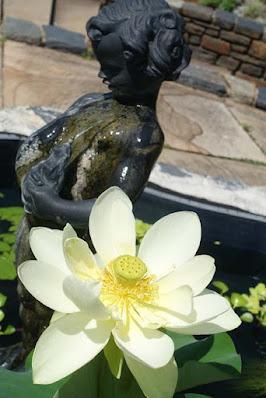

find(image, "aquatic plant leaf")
[212,280,229,295]
[0,255,16,279]
[173,332,241,392]
[0,292,7,307]
[176,394,212,398]
[0,367,68,398]
[56,352,144,398]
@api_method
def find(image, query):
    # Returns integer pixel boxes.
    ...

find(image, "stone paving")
[0,1,266,216]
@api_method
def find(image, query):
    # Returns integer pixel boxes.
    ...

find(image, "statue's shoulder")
[65,92,112,115]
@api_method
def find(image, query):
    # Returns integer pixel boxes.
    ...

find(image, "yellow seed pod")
[111,255,147,281]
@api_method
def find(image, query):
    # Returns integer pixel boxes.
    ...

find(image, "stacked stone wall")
[172,2,266,81]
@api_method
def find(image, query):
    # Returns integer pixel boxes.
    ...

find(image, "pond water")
[0,185,265,397]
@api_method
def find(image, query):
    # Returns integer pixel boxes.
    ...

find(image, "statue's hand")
[21,143,71,217]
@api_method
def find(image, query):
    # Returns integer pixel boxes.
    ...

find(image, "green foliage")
[0,367,68,398]
[0,202,23,280]
[0,198,23,337]
[0,291,15,336]
[166,331,241,392]
[213,280,266,327]
[135,219,151,245]
[200,0,237,11]
[0,332,240,398]
[212,280,229,295]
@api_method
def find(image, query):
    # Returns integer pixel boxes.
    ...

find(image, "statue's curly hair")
[87,0,191,80]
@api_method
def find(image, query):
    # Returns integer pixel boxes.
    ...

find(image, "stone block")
[43,25,86,54]
[185,22,205,35]
[256,88,266,110]
[190,45,218,63]
[223,74,257,106]
[205,28,219,37]
[231,44,248,54]
[220,30,251,46]
[213,10,236,30]
[179,63,227,96]
[201,35,230,55]
[235,17,264,39]
[217,56,240,72]
[196,21,220,29]
[241,63,264,78]
[249,41,266,61]
[1,17,42,45]
[181,3,213,22]
[231,51,266,67]
[167,0,184,11]
[189,35,201,45]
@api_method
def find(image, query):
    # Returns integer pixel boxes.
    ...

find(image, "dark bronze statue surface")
[15,0,191,353]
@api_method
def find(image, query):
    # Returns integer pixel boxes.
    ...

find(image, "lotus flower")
[18,187,241,398]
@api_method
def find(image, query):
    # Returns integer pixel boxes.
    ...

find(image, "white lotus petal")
[89,187,136,263]
[94,253,105,268]
[63,223,77,242]
[158,255,215,296]
[163,289,230,329]
[113,321,174,368]
[175,308,241,335]
[30,227,69,274]
[125,354,178,398]
[18,260,78,313]
[64,237,100,280]
[63,275,109,319]
[33,313,113,384]
[50,311,65,324]
[157,285,193,316]
[138,212,201,277]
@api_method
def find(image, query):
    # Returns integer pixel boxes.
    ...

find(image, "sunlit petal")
[158,255,215,296]
[113,321,174,368]
[30,227,69,274]
[18,260,78,313]
[157,285,193,316]
[33,313,113,384]
[138,212,201,277]
[175,308,241,335]
[89,187,136,263]
[64,237,100,280]
[63,275,109,319]
[164,289,230,329]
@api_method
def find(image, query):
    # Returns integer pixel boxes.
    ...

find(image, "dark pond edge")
[137,182,266,254]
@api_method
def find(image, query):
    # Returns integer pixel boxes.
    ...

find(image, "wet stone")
[1,16,42,45]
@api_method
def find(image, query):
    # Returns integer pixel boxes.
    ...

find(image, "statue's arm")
[21,143,95,228]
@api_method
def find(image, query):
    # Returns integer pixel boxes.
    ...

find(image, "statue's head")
[87,0,191,105]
